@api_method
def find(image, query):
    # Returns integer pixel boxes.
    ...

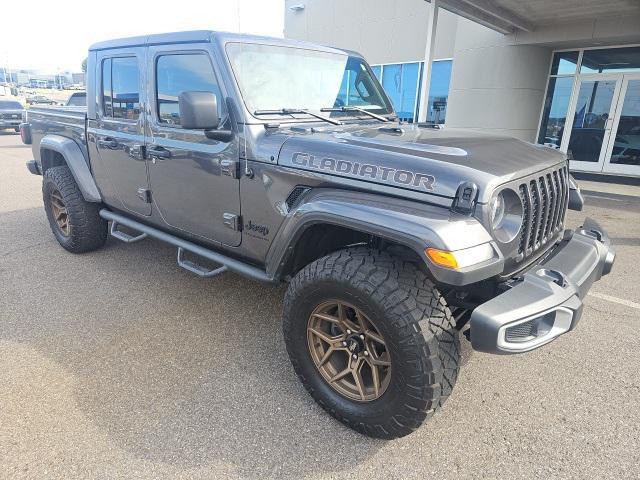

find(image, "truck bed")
[27,105,89,163]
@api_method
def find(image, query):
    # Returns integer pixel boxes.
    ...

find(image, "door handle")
[98,137,119,149]
[147,146,172,159]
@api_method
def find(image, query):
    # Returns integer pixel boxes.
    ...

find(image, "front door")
[95,49,150,216]
[562,74,622,173]
[563,73,640,176]
[146,46,241,246]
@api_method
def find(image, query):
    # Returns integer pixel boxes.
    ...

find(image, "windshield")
[67,93,86,106]
[225,43,393,118]
[0,100,22,109]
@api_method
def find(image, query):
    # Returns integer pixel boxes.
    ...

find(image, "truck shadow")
[1,207,385,477]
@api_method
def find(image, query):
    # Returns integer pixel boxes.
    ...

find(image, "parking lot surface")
[1,131,639,479]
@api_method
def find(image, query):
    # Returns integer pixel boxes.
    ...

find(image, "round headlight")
[490,189,523,243]
[490,194,506,229]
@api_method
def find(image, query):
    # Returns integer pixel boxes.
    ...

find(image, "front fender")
[266,189,504,285]
[40,135,102,202]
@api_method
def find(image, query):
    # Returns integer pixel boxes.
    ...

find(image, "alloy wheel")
[307,300,391,402]
[49,188,70,236]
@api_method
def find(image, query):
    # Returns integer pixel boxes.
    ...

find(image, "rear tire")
[42,165,107,253]
[283,247,460,439]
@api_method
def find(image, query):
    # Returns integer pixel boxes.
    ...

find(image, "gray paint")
[24,30,616,357]
[471,218,615,354]
[27,30,568,278]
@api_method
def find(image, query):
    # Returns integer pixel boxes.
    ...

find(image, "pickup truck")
[0,99,24,132]
[21,31,615,439]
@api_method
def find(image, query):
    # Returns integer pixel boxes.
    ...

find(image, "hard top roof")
[88,30,351,56]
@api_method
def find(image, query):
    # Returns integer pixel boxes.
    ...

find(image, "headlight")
[490,194,505,229]
[490,189,523,243]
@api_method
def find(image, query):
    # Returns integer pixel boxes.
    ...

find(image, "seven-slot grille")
[516,165,569,262]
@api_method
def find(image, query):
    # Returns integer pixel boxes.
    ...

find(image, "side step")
[177,247,227,278]
[110,220,147,243]
[99,209,276,284]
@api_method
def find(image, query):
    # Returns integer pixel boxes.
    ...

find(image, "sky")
[0,0,284,73]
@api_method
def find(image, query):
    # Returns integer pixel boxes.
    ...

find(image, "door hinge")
[223,213,242,231]
[137,188,152,203]
[220,160,240,179]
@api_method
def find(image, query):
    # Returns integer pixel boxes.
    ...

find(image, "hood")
[0,109,24,116]
[277,124,566,202]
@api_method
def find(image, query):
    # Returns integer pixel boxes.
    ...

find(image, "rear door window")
[102,57,141,120]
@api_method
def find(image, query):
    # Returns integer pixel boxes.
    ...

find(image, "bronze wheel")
[49,188,70,236]
[307,300,391,402]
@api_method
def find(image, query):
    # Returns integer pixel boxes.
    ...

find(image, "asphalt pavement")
[1,131,639,479]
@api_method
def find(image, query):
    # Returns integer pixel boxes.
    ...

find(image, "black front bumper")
[470,218,615,354]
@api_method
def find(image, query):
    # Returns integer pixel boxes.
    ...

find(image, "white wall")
[284,0,458,64]
[444,18,552,141]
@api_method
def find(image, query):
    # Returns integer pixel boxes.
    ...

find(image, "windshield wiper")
[254,108,342,126]
[320,106,390,122]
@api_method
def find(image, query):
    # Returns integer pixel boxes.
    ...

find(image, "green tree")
[81,57,87,73]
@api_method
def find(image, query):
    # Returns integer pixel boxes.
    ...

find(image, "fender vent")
[285,186,310,211]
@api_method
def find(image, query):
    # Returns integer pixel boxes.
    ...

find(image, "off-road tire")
[283,247,460,439]
[42,165,107,253]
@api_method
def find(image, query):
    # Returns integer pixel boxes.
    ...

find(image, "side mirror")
[178,91,220,130]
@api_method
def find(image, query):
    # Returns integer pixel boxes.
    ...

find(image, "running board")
[99,209,276,284]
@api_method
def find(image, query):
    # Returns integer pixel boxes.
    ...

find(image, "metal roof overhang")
[425,0,640,35]
[425,0,532,34]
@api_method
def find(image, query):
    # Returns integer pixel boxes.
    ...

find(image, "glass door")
[603,74,640,175]
[561,74,622,172]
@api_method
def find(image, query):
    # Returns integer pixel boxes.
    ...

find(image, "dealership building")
[284,0,640,178]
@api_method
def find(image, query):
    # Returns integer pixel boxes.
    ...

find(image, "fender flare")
[40,135,102,202]
[265,189,504,285]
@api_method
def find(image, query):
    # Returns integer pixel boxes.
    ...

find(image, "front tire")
[42,165,107,253]
[283,247,460,439]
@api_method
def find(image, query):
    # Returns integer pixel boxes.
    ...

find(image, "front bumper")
[0,120,21,127]
[470,218,615,354]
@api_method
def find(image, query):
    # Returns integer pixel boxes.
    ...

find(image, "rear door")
[94,48,151,216]
[146,44,241,246]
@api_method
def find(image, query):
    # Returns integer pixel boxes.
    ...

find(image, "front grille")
[516,165,569,262]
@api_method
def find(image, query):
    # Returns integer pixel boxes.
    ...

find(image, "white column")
[417,0,439,123]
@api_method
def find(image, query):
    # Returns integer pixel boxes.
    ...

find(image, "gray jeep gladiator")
[22,31,615,439]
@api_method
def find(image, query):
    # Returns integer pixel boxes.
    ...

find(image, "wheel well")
[40,148,66,173]
[280,223,423,279]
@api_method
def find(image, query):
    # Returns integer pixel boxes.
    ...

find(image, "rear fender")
[266,189,503,285]
[40,135,102,202]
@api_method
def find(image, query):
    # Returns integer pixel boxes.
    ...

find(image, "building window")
[372,59,452,123]
[550,51,579,75]
[537,76,574,147]
[156,53,223,126]
[580,46,640,74]
[425,60,452,124]
[537,51,579,147]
